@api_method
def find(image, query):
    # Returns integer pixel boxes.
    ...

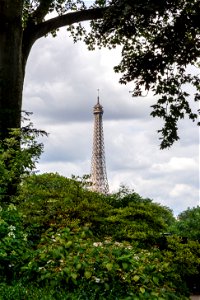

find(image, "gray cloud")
[24,31,156,124]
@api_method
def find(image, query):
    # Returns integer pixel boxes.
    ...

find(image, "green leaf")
[84,271,92,279]
[133,275,140,282]
[76,263,82,270]
[152,276,159,285]
[106,263,113,271]
[71,273,78,280]
[122,262,129,270]
[139,287,145,294]
[104,283,110,290]
[65,241,73,248]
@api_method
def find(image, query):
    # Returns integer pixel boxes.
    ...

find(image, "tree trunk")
[0,0,24,140]
[0,1,24,202]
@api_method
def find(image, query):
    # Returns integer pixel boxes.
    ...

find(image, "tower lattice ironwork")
[91,94,109,194]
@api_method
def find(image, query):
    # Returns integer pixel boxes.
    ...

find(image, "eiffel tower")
[90,92,109,194]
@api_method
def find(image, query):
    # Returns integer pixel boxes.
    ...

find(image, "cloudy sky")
[23,27,199,216]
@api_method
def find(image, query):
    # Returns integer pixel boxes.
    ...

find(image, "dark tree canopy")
[78,0,200,148]
[173,206,200,240]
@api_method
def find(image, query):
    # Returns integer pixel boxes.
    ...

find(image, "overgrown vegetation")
[0,131,199,299]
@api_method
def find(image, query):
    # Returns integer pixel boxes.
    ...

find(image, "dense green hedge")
[0,173,199,299]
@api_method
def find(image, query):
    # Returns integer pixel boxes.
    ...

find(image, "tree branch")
[35,7,106,40]
[22,7,106,69]
[31,0,52,24]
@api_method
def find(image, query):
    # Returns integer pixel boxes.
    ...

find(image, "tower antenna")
[97,89,100,103]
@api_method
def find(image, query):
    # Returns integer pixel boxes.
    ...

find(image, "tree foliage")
[16,173,175,247]
[0,204,30,283]
[77,0,200,148]
[0,169,199,299]
[0,134,200,300]
[170,206,200,240]
[0,2,200,296]
[21,227,191,299]
[0,120,47,203]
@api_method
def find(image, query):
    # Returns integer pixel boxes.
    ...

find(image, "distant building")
[90,93,109,194]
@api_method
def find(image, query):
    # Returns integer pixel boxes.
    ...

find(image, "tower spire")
[97,88,100,104]
[90,93,109,194]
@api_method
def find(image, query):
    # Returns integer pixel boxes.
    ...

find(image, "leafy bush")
[0,204,30,283]
[0,126,197,300]
[16,173,112,246]
[102,201,174,246]
[17,173,176,248]
[163,236,200,295]
[170,206,200,240]
[21,225,190,299]
[0,121,46,202]
[0,281,81,300]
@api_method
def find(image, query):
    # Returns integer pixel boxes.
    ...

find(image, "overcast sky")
[23,27,199,216]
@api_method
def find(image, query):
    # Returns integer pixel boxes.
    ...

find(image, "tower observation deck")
[90,94,109,194]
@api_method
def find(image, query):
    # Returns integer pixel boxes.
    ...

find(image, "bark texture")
[0,0,24,139]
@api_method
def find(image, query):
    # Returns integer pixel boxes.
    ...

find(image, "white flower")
[47,260,53,264]
[125,245,132,250]
[133,255,139,261]
[114,242,121,246]
[8,232,15,238]
[93,242,103,247]
[8,225,16,231]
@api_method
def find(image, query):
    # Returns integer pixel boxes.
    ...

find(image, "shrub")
[17,174,176,248]
[21,225,190,299]
[0,121,46,203]
[0,204,30,283]
[170,206,200,240]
